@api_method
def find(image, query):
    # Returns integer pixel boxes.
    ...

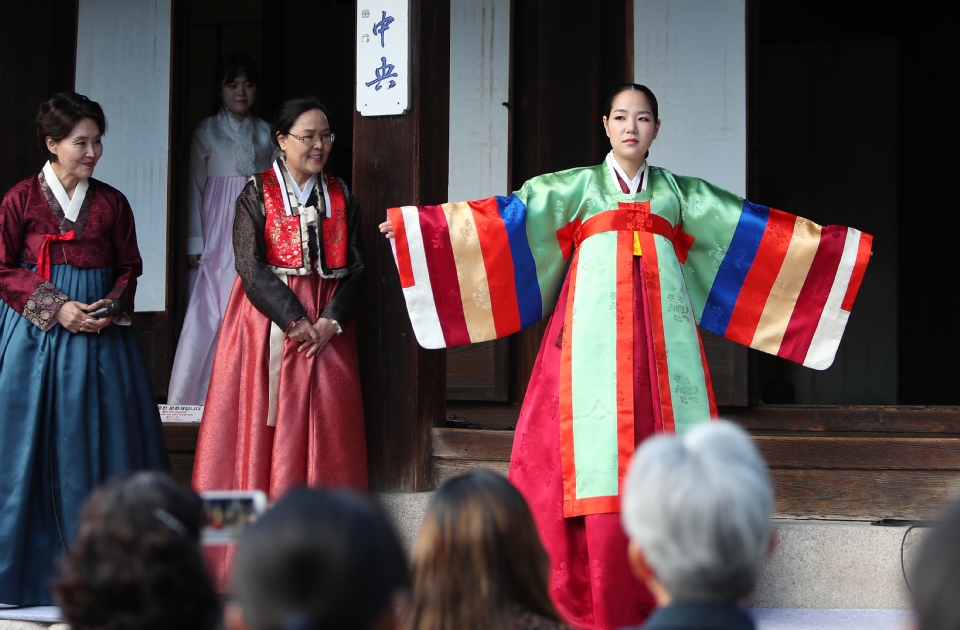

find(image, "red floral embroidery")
[261,168,304,269]
[321,174,348,271]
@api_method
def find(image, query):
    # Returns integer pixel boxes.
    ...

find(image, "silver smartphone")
[200,490,268,545]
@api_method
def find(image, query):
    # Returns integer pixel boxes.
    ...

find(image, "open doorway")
[165,0,356,396]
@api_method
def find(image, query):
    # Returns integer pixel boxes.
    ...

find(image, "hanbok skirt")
[0,265,170,606]
[167,175,247,405]
[509,257,658,630]
[192,270,368,589]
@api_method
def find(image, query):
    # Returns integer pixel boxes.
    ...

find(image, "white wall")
[75,0,172,312]
[634,0,746,196]
[448,0,511,200]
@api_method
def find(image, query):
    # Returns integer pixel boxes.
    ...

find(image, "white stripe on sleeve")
[399,206,447,349]
[802,228,861,370]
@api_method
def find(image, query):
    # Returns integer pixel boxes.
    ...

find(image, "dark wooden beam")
[723,405,960,435]
[429,424,960,519]
[771,469,960,521]
[432,427,513,461]
[353,0,450,492]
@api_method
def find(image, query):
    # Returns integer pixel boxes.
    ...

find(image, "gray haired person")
[619,421,774,630]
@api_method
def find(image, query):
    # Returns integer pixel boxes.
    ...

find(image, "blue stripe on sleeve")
[700,200,770,334]
[497,194,542,329]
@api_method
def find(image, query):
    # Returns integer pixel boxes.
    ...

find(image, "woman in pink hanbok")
[167,52,275,404]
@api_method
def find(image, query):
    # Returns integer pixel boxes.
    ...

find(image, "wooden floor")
[165,404,960,520]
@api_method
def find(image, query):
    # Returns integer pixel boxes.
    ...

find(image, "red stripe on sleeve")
[724,209,796,346]
[417,205,472,346]
[842,233,873,311]
[470,198,522,337]
[387,207,415,289]
[778,226,848,363]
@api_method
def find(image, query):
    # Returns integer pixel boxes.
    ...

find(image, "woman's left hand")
[78,298,115,334]
[299,318,339,358]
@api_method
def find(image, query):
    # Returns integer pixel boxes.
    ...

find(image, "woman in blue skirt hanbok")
[0,92,169,606]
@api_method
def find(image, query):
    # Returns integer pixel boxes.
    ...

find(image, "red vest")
[260,167,348,276]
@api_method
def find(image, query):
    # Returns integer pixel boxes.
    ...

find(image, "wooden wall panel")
[353,0,450,492]
[701,329,748,406]
[0,0,77,195]
[163,423,200,485]
[510,0,627,401]
[447,340,509,401]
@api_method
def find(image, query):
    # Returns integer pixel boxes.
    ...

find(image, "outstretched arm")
[671,172,872,370]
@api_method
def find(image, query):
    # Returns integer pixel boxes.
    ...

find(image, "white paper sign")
[356,1,410,116]
[158,404,203,423]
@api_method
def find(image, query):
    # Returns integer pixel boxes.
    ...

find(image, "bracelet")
[284,317,306,334]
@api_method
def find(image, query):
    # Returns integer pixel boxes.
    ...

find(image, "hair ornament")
[153,508,189,538]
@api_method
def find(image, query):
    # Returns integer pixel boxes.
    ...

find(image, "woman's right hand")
[55,301,91,334]
[187,254,201,269]
[287,318,320,345]
[378,219,395,239]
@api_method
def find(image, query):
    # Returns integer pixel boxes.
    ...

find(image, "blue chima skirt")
[0,264,169,606]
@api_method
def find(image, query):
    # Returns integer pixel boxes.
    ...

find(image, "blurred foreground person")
[620,421,773,630]
[912,500,960,630]
[404,471,571,630]
[226,488,408,630]
[0,92,168,606]
[54,472,219,630]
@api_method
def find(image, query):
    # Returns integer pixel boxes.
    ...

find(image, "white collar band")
[272,159,330,218]
[42,161,88,222]
[605,151,647,197]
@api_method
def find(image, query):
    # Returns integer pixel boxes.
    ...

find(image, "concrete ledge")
[0,606,64,630]
[373,491,434,554]
[371,493,927,610]
[748,519,925,609]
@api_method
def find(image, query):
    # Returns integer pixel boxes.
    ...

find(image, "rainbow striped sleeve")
[675,175,872,370]
[387,191,566,349]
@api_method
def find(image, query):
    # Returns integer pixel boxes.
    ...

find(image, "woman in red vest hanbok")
[193,96,367,511]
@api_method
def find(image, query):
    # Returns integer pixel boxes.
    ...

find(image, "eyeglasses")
[288,132,335,146]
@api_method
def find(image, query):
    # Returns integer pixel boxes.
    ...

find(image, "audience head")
[622,421,773,605]
[228,488,408,630]
[912,500,960,630]
[404,470,562,630]
[55,471,219,630]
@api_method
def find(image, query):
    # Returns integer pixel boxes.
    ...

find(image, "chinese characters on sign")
[356,1,409,116]
[366,57,398,91]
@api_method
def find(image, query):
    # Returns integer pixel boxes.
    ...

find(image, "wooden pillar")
[353,0,450,492]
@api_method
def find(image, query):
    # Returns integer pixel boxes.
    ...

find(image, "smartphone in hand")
[200,490,267,545]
